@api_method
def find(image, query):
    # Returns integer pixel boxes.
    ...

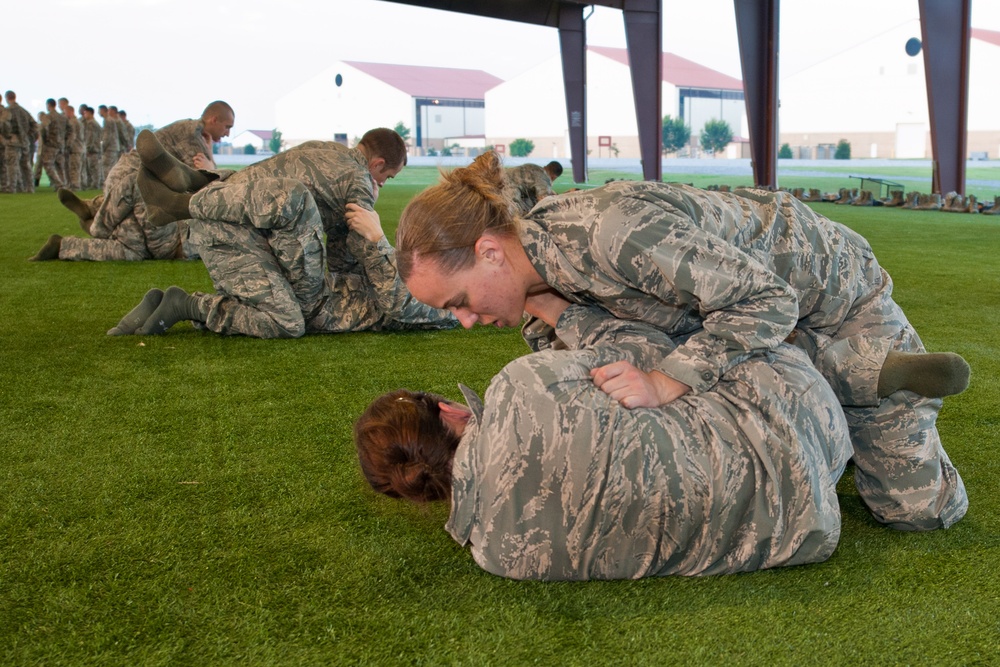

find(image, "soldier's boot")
[805,188,823,202]
[57,188,95,233]
[137,168,192,226]
[877,350,971,399]
[136,286,209,335]
[943,192,963,211]
[136,129,210,193]
[29,234,62,261]
[901,191,920,209]
[791,187,805,199]
[107,289,165,336]
[917,193,942,210]
[886,190,905,207]
[983,195,1000,215]
[965,194,979,214]
[718,184,731,192]
[852,190,873,206]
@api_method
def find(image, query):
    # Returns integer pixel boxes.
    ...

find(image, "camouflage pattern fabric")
[7,102,36,192]
[38,113,66,189]
[121,118,135,152]
[101,116,120,176]
[60,153,187,261]
[505,163,555,215]
[154,118,214,169]
[0,106,16,192]
[186,176,455,338]
[82,116,103,188]
[62,120,224,261]
[519,181,967,531]
[65,115,84,189]
[446,305,852,580]
[221,145,377,276]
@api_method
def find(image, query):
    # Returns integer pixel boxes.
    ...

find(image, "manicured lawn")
[2,174,999,665]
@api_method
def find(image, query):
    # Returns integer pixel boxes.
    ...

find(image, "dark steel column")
[623,0,663,181]
[733,0,779,189]
[559,4,588,183]
[918,0,971,195]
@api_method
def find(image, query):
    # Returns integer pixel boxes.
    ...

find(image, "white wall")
[275,62,414,144]
[486,50,741,157]
[779,21,929,134]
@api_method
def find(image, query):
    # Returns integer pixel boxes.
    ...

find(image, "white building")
[779,21,1000,159]
[274,60,503,151]
[485,46,746,159]
[229,129,274,153]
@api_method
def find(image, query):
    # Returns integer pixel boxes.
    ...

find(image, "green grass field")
[3,170,1000,665]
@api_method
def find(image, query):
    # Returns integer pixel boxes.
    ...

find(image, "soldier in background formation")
[0,92,137,193]
[64,104,84,190]
[98,104,120,180]
[3,91,38,193]
[30,101,235,263]
[81,105,103,188]
[37,98,67,190]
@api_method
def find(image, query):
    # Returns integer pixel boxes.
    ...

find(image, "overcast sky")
[7,0,1000,137]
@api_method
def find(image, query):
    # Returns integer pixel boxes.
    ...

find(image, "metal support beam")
[733,0,779,189]
[558,4,588,183]
[622,0,663,181]
[918,0,971,195]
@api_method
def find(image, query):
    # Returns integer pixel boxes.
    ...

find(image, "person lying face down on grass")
[355,301,854,581]
[105,128,455,339]
[393,151,971,533]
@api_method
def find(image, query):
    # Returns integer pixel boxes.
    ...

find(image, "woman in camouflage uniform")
[356,303,852,581]
[393,152,970,532]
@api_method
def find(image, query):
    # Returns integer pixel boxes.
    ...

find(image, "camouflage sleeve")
[64,117,74,144]
[343,232,405,316]
[598,206,799,394]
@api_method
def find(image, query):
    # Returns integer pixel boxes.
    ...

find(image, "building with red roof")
[485,45,745,159]
[275,60,503,151]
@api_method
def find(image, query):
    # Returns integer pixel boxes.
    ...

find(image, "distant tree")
[661,115,691,155]
[609,143,620,158]
[393,122,411,142]
[441,143,461,157]
[779,143,793,159]
[269,129,283,154]
[835,139,851,159]
[509,138,535,157]
[134,123,155,134]
[243,144,257,155]
[426,146,438,157]
[699,119,733,157]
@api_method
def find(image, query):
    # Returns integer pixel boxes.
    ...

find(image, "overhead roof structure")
[380,0,972,194]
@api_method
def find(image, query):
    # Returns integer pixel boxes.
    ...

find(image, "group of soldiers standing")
[0,90,135,194]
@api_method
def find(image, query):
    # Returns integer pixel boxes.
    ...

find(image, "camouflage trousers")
[188,177,329,338]
[1,144,18,193]
[85,152,102,189]
[20,144,34,192]
[102,148,119,180]
[791,267,967,531]
[67,150,83,190]
[38,145,64,189]
[187,177,454,339]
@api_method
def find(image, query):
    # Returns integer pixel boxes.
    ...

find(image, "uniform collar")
[519,217,594,294]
